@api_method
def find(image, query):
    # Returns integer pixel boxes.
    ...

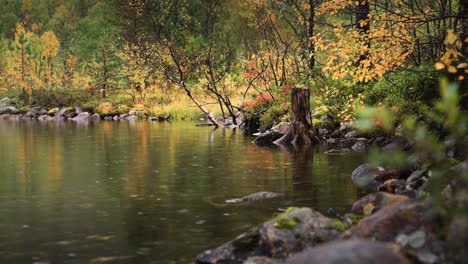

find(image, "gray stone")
[92,113,101,121]
[318,128,329,137]
[447,217,468,264]
[72,112,92,122]
[351,164,383,189]
[23,106,41,118]
[0,105,19,115]
[125,115,138,121]
[351,141,368,152]
[196,208,345,263]
[344,131,358,138]
[338,138,358,149]
[341,200,444,262]
[37,115,49,121]
[285,239,410,264]
[225,192,281,203]
[253,131,283,146]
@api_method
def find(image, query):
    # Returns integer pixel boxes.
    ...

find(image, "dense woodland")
[0,0,466,127]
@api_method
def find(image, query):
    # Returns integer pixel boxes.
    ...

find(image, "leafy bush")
[365,65,439,114]
[31,88,91,107]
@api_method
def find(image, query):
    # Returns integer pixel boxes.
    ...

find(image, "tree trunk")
[274,87,318,146]
[356,0,370,65]
[308,0,315,73]
[461,0,468,57]
[183,84,219,128]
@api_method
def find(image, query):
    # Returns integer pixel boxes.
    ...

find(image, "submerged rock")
[285,239,410,264]
[253,131,283,146]
[196,208,345,263]
[225,192,281,204]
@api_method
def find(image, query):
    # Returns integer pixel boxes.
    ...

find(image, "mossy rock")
[47,107,60,115]
[232,232,261,254]
[274,217,302,230]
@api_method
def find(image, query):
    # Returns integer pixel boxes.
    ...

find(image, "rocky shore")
[196,160,467,264]
[0,97,169,123]
[195,122,467,263]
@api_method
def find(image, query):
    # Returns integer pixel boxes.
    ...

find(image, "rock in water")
[225,192,281,203]
[253,131,283,146]
[285,239,410,264]
[196,208,345,263]
[92,113,101,121]
[351,164,383,190]
[72,112,92,122]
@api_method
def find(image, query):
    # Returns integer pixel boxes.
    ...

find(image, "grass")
[0,84,250,121]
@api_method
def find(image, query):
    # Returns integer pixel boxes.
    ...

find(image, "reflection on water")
[0,121,366,263]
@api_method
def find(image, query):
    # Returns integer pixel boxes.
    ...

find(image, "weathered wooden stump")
[274,87,319,146]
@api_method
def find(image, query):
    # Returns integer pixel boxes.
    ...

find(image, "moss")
[47,107,59,115]
[232,232,261,253]
[312,118,326,127]
[327,219,348,232]
[404,249,418,260]
[347,214,364,225]
[274,217,302,230]
[312,235,325,243]
[294,233,303,240]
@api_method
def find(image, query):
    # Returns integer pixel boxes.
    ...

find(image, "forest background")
[0,0,466,128]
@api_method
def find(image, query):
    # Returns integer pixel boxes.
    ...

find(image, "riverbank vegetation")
[0,0,466,127]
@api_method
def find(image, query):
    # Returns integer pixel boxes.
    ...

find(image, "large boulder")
[382,136,412,152]
[196,208,346,263]
[351,164,385,190]
[285,239,410,264]
[72,112,92,122]
[341,200,444,263]
[0,105,18,115]
[22,106,41,119]
[446,216,468,264]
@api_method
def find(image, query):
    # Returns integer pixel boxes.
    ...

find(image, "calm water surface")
[0,121,366,263]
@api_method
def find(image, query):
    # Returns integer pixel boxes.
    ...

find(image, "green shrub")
[365,65,439,115]
[31,88,91,107]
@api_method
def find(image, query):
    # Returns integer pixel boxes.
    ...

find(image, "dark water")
[0,121,366,263]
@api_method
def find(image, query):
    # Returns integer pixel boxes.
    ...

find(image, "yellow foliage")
[41,31,60,59]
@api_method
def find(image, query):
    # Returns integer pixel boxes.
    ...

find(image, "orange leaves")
[435,30,467,81]
[315,1,415,83]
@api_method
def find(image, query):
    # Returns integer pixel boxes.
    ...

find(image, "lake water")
[0,121,366,263]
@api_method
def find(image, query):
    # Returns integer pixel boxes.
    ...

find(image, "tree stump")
[274,87,319,146]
